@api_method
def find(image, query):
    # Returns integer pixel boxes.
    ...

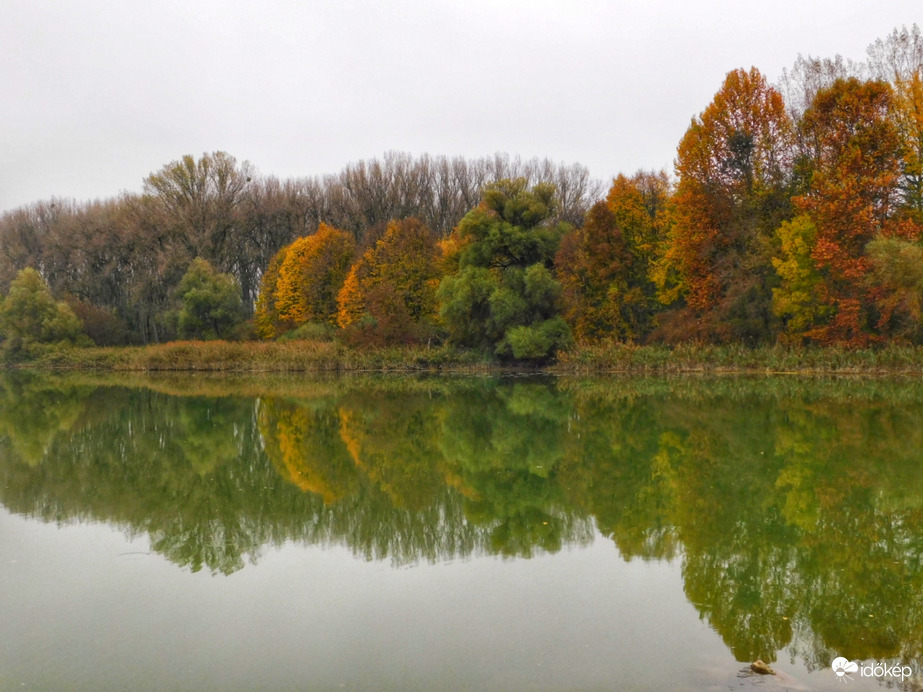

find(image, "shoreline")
[8,340,923,376]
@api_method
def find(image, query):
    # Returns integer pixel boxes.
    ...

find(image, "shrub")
[0,268,89,358]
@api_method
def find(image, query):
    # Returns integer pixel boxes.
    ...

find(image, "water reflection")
[1,372,922,671]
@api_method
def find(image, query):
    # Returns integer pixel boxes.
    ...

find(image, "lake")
[1,372,921,691]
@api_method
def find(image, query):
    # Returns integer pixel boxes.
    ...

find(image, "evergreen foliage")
[437,179,572,360]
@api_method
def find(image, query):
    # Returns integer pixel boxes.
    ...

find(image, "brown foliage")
[556,202,634,342]
[65,296,131,346]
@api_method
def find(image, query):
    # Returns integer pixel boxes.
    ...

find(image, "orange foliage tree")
[254,223,355,337]
[790,78,904,344]
[336,218,441,345]
[657,68,794,343]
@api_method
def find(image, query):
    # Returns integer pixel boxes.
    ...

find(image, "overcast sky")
[1,1,919,213]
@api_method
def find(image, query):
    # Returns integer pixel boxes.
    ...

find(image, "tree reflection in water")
[1,372,922,669]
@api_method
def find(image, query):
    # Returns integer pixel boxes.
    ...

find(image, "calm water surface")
[1,373,921,691]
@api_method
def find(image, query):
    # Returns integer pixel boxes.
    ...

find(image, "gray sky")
[2,0,919,213]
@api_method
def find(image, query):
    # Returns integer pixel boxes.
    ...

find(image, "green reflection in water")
[1,372,922,670]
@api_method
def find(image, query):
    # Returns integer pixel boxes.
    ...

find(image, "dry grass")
[17,339,923,375]
[24,339,495,373]
[551,342,923,375]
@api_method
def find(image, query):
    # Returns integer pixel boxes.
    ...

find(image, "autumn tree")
[336,217,441,345]
[556,202,633,342]
[776,26,923,345]
[778,54,864,124]
[557,172,670,342]
[771,215,830,340]
[657,68,794,343]
[230,176,314,310]
[785,78,903,344]
[867,236,923,342]
[437,179,572,360]
[143,152,253,257]
[260,223,355,335]
[253,247,287,339]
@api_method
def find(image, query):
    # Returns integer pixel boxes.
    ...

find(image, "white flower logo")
[832,657,859,682]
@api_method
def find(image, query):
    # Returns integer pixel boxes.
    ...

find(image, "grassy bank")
[12,339,923,374]
[551,342,923,375]
[20,339,496,373]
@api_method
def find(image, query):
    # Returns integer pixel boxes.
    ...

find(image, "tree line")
[1,25,921,356]
[0,152,599,352]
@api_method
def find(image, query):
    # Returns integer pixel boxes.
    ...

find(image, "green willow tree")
[0,268,86,356]
[174,258,244,340]
[437,179,572,360]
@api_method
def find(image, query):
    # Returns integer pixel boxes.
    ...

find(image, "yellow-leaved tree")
[254,223,355,338]
[336,218,441,345]
[253,247,287,339]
